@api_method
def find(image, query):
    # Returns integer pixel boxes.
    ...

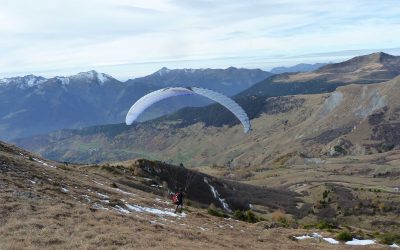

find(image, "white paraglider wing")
[125,87,192,125]
[125,87,251,133]
[191,87,251,133]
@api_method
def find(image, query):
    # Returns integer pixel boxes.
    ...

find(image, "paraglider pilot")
[174,189,184,213]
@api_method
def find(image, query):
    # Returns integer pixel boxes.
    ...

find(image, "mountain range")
[129,67,272,96]
[0,68,271,140]
[238,52,400,98]
[15,52,400,167]
[270,62,327,74]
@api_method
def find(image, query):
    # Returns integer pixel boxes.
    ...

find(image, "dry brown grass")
[0,192,324,250]
[271,210,288,222]
[0,141,395,249]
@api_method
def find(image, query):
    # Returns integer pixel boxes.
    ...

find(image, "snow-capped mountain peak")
[156,67,171,76]
[70,70,114,85]
[0,78,11,85]
[155,67,209,76]
[55,76,70,85]
[96,72,113,84]
[0,75,47,88]
[25,75,47,87]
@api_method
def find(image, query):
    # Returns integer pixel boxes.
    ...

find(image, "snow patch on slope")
[75,71,96,81]
[345,238,375,246]
[114,205,130,214]
[56,77,70,85]
[295,233,339,244]
[125,204,184,217]
[204,177,231,212]
[0,78,11,85]
[97,72,111,84]
[26,75,46,87]
[96,192,109,199]
[113,188,136,196]
[32,158,56,168]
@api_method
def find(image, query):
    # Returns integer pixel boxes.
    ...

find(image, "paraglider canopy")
[125,87,251,133]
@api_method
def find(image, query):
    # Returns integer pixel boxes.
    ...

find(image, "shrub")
[233,210,262,223]
[336,231,353,241]
[101,165,124,175]
[277,217,289,227]
[233,210,246,221]
[246,210,258,223]
[303,224,314,229]
[381,143,395,152]
[207,208,223,217]
[378,202,386,212]
[334,145,346,154]
[58,164,70,171]
[271,210,286,222]
[379,232,400,245]
[270,209,291,227]
[316,220,336,230]
[322,190,330,199]
[207,208,228,218]
[302,221,334,230]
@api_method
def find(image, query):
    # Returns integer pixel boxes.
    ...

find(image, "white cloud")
[0,0,400,79]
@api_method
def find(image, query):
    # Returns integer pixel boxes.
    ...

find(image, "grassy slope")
[1,142,397,249]
[0,142,359,249]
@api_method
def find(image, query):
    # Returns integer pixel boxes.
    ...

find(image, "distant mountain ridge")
[239,52,400,97]
[130,67,272,96]
[0,75,47,88]
[316,52,400,75]
[0,67,271,140]
[0,70,116,88]
[270,63,327,74]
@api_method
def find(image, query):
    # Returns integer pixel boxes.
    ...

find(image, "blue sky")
[1,0,400,80]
